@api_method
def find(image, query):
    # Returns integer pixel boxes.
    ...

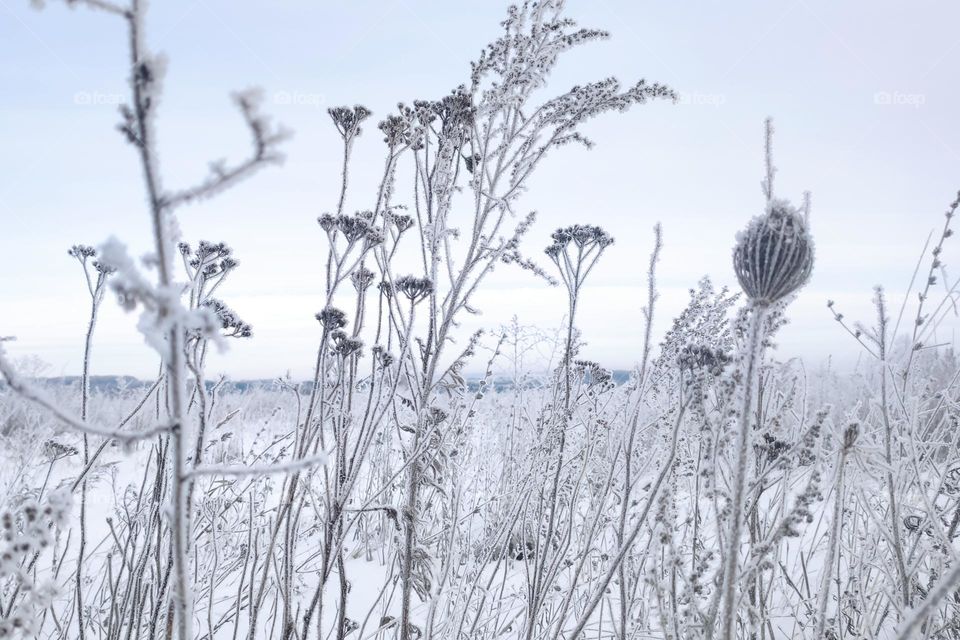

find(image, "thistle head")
[733,199,814,306]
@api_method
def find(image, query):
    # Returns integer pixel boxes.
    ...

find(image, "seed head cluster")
[318,212,384,247]
[392,276,434,304]
[203,298,253,338]
[183,240,239,278]
[545,224,614,258]
[69,244,115,275]
[328,105,372,141]
[350,267,376,292]
[316,306,348,330]
[330,330,363,357]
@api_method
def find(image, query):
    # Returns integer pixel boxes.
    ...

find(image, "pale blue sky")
[2,0,959,378]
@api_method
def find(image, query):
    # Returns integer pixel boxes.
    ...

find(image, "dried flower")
[574,360,613,388]
[318,213,337,232]
[67,245,96,259]
[733,199,814,306]
[330,330,363,357]
[390,213,415,234]
[188,240,237,278]
[315,306,348,330]
[379,114,414,149]
[203,299,252,338]
[545,224,614,295]
[678,343,730,377]
[393,275,434,304]
[328,105,372,140]
[351,267,376,292]
[319,213,384,247]
[546,225,614,255]
[372,344,394,368]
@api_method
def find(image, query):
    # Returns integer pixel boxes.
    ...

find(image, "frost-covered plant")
[65,244,113,639]
[302,2,676,636]
[0,490,71,638]
[716,119,815,640]
[1,0,288,637]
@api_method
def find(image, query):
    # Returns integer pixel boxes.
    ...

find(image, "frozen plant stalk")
[717,123,814,640]
[814,422,858,640]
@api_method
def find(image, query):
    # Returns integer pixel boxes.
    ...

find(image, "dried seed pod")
[733,199,814,305]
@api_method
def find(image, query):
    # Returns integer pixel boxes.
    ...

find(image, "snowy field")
[5,297,960,640]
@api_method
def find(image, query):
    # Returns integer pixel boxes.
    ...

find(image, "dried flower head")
[545,224,614,295]
[317,212,383,247]
[328,105,372,140]
[67,245,96,260]
[351,267,376,292]
[42,440,78,460]
[203,299,253,338]
[187,240,237,278]
[430,86,474,143]
[330,330,363,357]
[93,260,117,276]
[379,114,414,149]
[546,225,614,254]
[315,306,348,330]
[733,199,814,306]
[317,213,337,232]
[574,360,613,388]
[678,343,731,377]
[69,243,115,282]
[390,213,415,234]
[372,344,394,368]
[393,275,434,304]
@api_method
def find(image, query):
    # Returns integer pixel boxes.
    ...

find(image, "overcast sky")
[2,0,959,379]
